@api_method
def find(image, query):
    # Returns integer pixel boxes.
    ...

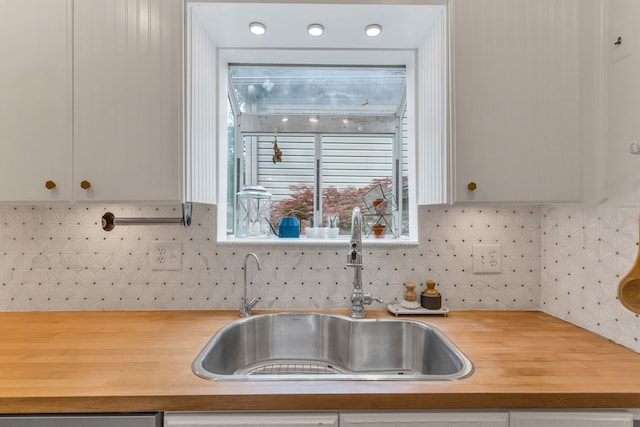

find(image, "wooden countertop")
[1,309,640,414]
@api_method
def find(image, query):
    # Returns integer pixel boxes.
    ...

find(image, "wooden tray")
[387,303,449,316]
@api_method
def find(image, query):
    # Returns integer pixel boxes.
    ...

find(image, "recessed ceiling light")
[249,22,266,36]
[365,24,382,37]
[307,24,324,37]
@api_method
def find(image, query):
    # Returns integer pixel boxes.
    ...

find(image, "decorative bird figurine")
[272,137,282,164]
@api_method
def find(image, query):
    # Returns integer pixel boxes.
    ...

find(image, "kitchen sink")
[192,312,473,381]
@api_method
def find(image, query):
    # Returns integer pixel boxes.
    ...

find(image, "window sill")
[218,236,418,247]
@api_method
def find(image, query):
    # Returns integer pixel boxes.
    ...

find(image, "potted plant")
[372,198,388,214]
[327,213,339,238]
[304,217,317,238]
[372,224,386,238]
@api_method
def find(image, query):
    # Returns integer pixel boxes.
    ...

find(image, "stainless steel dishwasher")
[0,413,161,427]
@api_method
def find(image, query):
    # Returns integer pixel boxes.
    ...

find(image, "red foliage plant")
[271,177,392,232]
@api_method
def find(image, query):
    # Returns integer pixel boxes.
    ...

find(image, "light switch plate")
[150,241,182,271]
[472,244,502,273]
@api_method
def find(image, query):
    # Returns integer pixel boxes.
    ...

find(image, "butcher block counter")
[1,309,640,414]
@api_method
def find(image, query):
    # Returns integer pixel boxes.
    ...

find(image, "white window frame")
[216,49,419,242]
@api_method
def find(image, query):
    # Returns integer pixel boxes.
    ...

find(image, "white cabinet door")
[74,0,183,203]
[164,412,339,427]
[452,0,582,203]
[0,413,161,427]
[340,411,509,427]
[0,0,72,202]
[509,410,633,427]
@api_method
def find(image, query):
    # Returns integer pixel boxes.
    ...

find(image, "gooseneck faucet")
[240,253,262,317]
[347,207,383,318]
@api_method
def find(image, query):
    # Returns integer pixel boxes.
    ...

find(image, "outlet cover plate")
[472,244,502,273]
[150,241,182,271]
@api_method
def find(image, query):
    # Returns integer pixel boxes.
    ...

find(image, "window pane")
[322,136,393,234]
[227,65,412,239]
[230,66,406,116]
[256,135,315,227]
[227,98,235,235]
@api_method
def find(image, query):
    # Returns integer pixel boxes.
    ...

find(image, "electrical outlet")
[472,244,502,273]
[150,241,182,271]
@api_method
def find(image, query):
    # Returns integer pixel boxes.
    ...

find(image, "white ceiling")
[190,2,444,49]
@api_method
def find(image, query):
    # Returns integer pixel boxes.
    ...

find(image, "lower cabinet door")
[509,410,633,427]
[164,412,338,427]
[0,413,161,427]
[340,411,509,427]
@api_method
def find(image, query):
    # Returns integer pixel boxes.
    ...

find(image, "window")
[227,66,409,238]
[186,3,449,243]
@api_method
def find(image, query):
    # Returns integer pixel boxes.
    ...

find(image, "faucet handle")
[363,293,383,306]
[240,297,259,317]
[247,296,259,309]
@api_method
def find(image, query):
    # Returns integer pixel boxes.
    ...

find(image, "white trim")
[417,5,449,205]
[219,48,416,66]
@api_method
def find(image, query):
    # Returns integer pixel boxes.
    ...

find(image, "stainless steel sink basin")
[192,312,473,381]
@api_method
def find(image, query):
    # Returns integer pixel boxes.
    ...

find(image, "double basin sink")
[192,312,473,381]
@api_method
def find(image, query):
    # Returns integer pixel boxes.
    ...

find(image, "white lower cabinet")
[164,410,639,427]
[164,411,508,427]
[0,413,161,427]
[340,411,509,427]
[163,412,339,427]
[509,410,633,427]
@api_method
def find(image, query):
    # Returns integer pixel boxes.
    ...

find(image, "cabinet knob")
[80,180,91,190]
[467,182,477,191]
[45,180,56,190]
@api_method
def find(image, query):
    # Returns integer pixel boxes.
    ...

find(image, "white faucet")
[347,207,383,318]
[240,253,262,317]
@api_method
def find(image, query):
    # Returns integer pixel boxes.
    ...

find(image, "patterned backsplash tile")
[1,202,638,352]
[0,203,540,312]
[541,205,640,352]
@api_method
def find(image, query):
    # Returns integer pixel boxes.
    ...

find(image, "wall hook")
[615,36,622,46]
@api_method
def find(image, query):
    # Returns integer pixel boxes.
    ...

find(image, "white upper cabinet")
[606,0,640,205]
[0,0,183,204]
[0,0,73,202]
[452,0,586,203]
[73,0,183,203]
